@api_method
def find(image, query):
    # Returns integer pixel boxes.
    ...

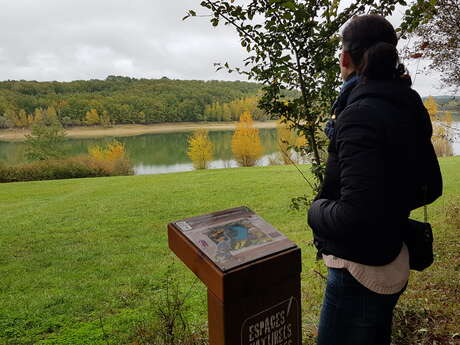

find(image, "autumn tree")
[85,109,100,125]
[33,108,44,124]
[277,116,307,165]
[100,110,112,127]
[231,112,263,167]
[424,96,439,120]
[424,97,454,157]
[204,96,268,121]
[187,129,214,169]
[5,108,31,128]
[18,109,32,127]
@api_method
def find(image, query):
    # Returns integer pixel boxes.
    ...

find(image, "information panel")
[173,206,296,272]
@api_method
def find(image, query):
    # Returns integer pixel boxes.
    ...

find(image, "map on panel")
[173,207,296,272]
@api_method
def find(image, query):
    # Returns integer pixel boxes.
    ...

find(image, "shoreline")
[0,121,277,142]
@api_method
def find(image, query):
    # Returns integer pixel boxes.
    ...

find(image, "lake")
[1,121,459,175]
[0,128,281,175]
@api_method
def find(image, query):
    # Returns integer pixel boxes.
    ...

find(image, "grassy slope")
[0,157,459,344]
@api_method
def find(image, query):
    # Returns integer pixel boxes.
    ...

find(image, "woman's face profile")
[339,47,354,80]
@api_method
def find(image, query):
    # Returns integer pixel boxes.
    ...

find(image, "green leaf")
[280,1,296,11]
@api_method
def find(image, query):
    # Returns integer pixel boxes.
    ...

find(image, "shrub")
[0,155,133,183]
[130,262,208,345]
[231,111,264,167]
[187,129,214,169]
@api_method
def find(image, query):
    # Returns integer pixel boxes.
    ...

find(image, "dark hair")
[342,15,408,83]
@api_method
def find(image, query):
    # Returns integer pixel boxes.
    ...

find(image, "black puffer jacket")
[307,79,442,266]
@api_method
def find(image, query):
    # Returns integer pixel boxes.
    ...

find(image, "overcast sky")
[0,0,450,96]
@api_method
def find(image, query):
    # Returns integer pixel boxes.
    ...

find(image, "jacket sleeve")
[308,104,386,240]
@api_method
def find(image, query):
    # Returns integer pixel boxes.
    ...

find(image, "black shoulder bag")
[405,188,435,271]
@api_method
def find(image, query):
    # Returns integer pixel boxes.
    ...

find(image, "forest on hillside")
[0,76,458,130]
[0,76,282,128]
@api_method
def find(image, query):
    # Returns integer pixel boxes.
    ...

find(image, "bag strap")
[423,185,428,223]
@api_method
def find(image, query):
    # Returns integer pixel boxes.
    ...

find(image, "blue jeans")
[317,268,406,345]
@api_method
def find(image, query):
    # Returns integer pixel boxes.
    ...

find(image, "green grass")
[0,157,459,344]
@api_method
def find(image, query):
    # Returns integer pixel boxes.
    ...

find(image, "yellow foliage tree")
[34,108,44,124]
[89,140,126,161]
[187,129,214,169]
[277,117,307,164]
[18,109,32,127]
[5,109,32,128]
[428,100,455,156]
[44,106,60,125]
[85,109,100,125]
[443,111,453,125]
[424,96,439,121]
[231,111,264,167]
[100,110,112,127]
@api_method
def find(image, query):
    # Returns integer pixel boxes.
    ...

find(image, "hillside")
[0,77,275,127]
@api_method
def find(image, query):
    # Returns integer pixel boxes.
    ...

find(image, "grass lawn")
[0,157,459,345]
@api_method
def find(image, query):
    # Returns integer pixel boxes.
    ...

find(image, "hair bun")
[396,63,406,76]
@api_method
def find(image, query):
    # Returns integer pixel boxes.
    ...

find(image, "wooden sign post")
[168,206,302,345]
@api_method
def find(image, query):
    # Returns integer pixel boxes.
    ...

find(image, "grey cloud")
[0,0,446,96]
[0,0,243,81]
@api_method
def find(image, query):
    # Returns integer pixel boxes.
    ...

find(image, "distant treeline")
[423,96,460,112]
[0,76,290,128]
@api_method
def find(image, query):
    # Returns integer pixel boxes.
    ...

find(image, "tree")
[24,120,67,161]
[277,116,307,164]
[33,108,44,124]
[404,0,460,89]
[85,108,100,125]
[100,110,112,127]
[424,96,439,120]
[18,109,32,127]
[5,108,30,128]
[44,106,59,125]
[423,97,454,157]
[186,0,414,205]
[231,112,263,167]
[0,115,10,129]
[187,129,214,169]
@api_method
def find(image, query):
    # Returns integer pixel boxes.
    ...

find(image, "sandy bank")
[0,121,277,142]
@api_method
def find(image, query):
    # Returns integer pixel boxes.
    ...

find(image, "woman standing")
[307,15,442,345]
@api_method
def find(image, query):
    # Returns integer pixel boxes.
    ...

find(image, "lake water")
[0,128,281,175]
[1,121,459,175]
